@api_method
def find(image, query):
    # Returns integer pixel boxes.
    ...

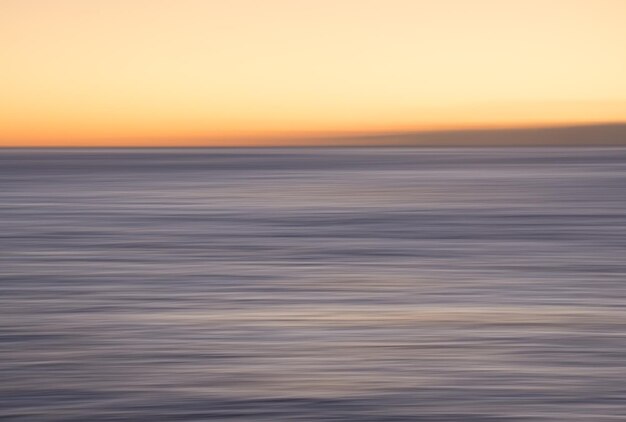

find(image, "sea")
[1,147,625,421]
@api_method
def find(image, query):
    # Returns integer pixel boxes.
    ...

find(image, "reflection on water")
[1,148,625,421]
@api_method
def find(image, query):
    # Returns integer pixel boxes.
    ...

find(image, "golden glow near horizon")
[2,0,626,146]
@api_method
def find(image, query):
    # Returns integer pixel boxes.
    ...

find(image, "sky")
[2,0,626,146]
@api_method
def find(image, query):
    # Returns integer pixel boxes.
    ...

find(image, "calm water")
[1,148,625,421]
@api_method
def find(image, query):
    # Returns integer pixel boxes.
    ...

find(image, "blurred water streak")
[1,148,626,421]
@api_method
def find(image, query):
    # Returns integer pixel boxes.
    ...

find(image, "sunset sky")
[2,0,626,146]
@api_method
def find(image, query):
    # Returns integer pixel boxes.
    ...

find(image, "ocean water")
[1,147,625,421]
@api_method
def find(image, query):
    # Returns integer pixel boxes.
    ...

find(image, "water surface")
[1,148,625,421]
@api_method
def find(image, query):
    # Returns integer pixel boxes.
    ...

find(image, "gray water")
[1,148,625,421]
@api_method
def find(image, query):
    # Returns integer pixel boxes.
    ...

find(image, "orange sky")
[2,0,626,146]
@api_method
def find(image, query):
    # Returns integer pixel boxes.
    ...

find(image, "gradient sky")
[2,0,626,146]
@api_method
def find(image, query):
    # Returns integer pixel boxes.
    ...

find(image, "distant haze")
[314,123,626,148]
[2,0,626,146]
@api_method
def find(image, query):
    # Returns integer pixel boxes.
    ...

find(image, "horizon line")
[2,121,626,148]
